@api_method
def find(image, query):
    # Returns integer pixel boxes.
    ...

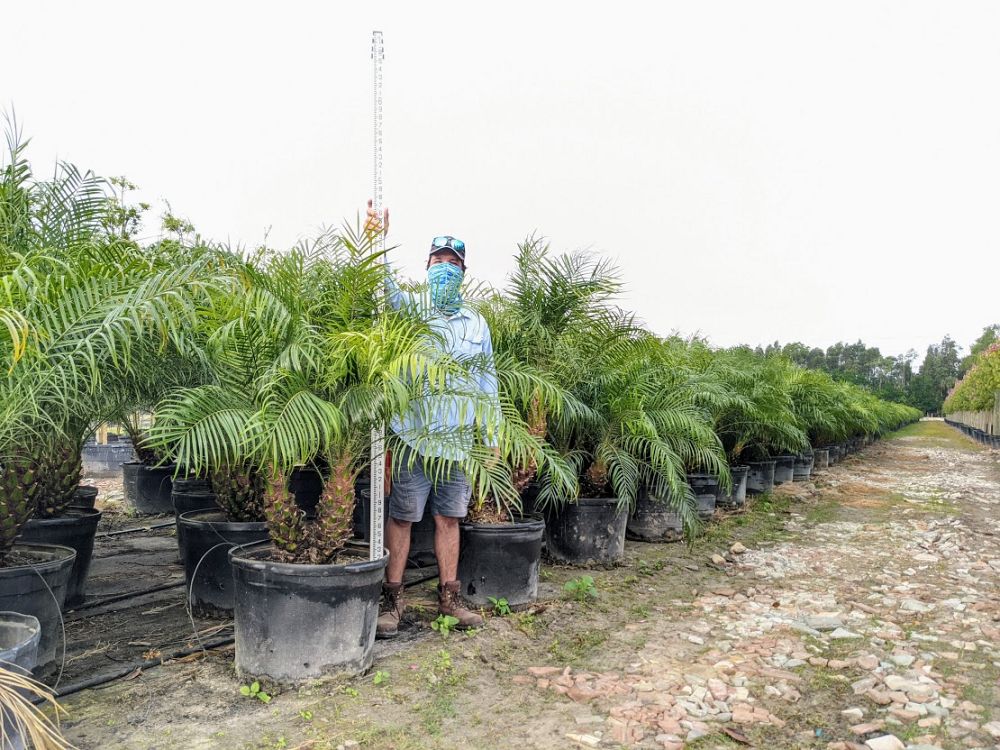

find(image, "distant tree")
[909,336,962,414]
[960,324,999,375]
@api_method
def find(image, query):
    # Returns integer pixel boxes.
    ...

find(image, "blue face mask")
[427,262,464,315]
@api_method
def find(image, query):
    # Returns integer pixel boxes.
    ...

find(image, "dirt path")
[59,420,1000,750]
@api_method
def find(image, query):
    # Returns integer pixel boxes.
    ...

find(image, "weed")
[563,575,598,602]
[516,612,537,636]
[432,614,460,636]
[630,604,650,619]
[488,596,512,616]
[239,681,272,704]
[372,670,390,686]
[298,710,313,721]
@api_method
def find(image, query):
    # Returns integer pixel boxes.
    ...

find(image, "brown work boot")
[437,580,484,629]
[376,582,404,639]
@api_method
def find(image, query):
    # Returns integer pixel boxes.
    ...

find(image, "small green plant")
[563,575,598,602]
[630,604,650,619]
[488,596,512,616]
[339,686,359,698]
[434,650,452,672]
[239,681,272,704]
[298,709,313,721]
[373,670,390,686]
[431,614,460,636]
[516,612,537,636]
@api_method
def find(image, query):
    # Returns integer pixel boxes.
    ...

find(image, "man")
[365,201,499,638]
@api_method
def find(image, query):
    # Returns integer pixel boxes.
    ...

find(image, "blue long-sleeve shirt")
[386,275,501,461]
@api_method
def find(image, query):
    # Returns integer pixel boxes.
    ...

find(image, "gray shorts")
[388,447,472,522]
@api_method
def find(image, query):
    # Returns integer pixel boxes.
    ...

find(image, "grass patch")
[693,492,794,550]
[889,420,984,451]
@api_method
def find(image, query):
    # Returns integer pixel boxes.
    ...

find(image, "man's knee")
[432,514,460,530]
[388,517,413,531]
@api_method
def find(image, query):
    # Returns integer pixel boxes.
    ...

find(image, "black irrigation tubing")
[96,520,176,538]
[66,580,186,614]
[33,635,236,703]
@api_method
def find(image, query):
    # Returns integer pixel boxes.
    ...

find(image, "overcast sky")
[7,1,999,361]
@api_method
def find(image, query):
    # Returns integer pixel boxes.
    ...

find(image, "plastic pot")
[772,455,795,485]
[0,612,41,750]
[172,477,212,495]
[718,466,749,509]
[18,509,101,607]
[792,454,814,482]
[686,474,719,521]
[545,498,627,565]
[0,544,75,671]
[122,462,176,514]
[626,492,683,542]
[458,515,544,607]
[812,448,829,470]
[746,460,776,495]
[825,446,841,465]
[289,466,324,518]
[69,484,98,510]
[230,541,387,682]
[177,510,269,617]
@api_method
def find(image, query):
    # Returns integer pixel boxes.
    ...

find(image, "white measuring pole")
[369,30,386,561]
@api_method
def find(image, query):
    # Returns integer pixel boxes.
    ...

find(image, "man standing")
[365,201,498,638]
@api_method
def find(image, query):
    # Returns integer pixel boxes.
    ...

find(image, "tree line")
[757,325,999,415]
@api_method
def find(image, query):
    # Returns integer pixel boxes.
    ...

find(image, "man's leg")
[430,464,483,628]
[385,517,412,584]
[432,514,460,583]
[377,448,429,639]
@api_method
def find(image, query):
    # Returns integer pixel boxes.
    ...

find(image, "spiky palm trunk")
[0,447,43,560]
[210,464,265,522]
[512,392,547,493]
[304,452,355,564]
[263,470,305,561]
[36,438,82,519]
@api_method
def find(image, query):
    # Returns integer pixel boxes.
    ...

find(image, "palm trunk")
[0,447,43,560]
[305,451,355,564]
[263,469,305,561]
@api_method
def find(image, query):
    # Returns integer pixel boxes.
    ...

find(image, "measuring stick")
[369,30,386,561]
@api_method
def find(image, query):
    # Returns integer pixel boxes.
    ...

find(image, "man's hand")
[365,199,389,237]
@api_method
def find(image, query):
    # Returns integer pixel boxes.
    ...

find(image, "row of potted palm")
[0,132,920,684]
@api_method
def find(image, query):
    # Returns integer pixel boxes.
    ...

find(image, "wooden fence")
[947,392,1000,436]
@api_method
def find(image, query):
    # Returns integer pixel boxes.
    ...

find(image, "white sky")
[7,1,1000,361]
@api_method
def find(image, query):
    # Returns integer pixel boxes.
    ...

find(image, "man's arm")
[365,199,407,311]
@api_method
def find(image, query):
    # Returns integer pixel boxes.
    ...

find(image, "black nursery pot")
[230,542,387,682]
[288,466,324,518]
[545,498,627,565]
[122,462,176,514]
[772,455,796,485]
[172,477,212,495]
[686,474,719,521]
[745,460,776,495]
[0,543,75,672]
[718,466,749,509]
[177,510,269,617]
[826,445,841,465]
[69,484,98,510]
[458,515,544,607]
[792,454,814,482]
[19,509,102,607]
[626,492,683,542]
[812,448,829,470]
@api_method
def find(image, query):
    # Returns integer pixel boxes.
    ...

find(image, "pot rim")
[23,508,103,524]
[229,540,388,577]
[460,515,545,532]
[179,509,266,531]
[1,543,77,574]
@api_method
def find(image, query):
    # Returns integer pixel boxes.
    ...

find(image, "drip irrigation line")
[66,581,185,614]
[96,520,175,538]
[33,635,235,703]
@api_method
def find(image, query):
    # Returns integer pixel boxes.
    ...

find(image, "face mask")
[427,262,464,315]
